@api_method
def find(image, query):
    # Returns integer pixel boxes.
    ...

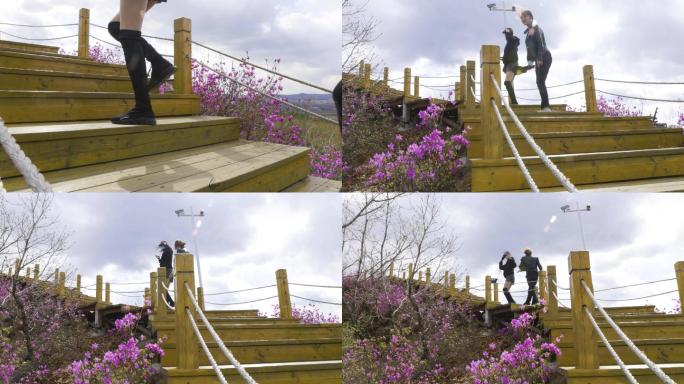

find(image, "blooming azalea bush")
[263,304,340,324]
[465,311,563,384]
[567,95,642,117]
[677,112,684,128]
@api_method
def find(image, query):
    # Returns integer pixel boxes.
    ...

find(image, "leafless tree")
[0,194,71,361]
[343,0,382,73]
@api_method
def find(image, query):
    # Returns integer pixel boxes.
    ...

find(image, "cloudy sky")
[1,0,340,94]
[347,193,684,311]
[352,0,684,124]
[3,193,342,318]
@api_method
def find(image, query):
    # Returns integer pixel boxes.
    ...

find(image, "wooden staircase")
[542,307,684,383]
[0,39,338,192]
[151,310,342,383]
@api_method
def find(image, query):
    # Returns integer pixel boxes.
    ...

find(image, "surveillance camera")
[586,205,591,211]
[487,3,496,10]
[199,210,205,216]
[560,205,570,212]
[175,209,184,215]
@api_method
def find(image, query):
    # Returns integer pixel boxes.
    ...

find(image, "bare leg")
[111,1,155,22]
[505,71,515,83]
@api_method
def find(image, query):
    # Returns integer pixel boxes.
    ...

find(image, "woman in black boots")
[520,10,553,112]
[109,0,176,125]
[499,251,517,304]
[501,28,520,106]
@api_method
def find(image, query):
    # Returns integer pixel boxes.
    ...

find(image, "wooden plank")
[0,39,60,54]
[0,117,240,178]
[0,67,132,92]
[166,362,342,384]
[0,50,126,75]
[283,176,341,192]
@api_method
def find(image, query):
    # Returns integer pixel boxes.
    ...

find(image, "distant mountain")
[281,93,336,115]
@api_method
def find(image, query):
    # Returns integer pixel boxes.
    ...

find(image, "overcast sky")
[348,193,684,311]
[352,0,684,125]
[1,0,340,94]
[4,193,342,319]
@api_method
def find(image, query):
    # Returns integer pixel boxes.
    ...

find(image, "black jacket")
[519,255,542,275]
[499,256,517,277]
[525,25,550,62]
[159,244,173,269]
[503,32,520,66]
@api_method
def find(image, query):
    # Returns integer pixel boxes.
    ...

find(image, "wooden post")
[359,60,365,76]
[493,281,499,304]
[444,271,449,289]
[414,76,420,98]
[34,264,39,280]
[481,46,503,160]
[419,271,423,282]
[383,67,389,85]
[465,60,476,108]
[156,267,171,319]
[175,253,198,369]
[389,262,394,278]
[149,272,157,310]
[363,63,371,89]
[675,262,684,309]
[26,267,31,279]
[583,65,598,113]
[403,68,411,98]
[54,268,60,284]
[425,267,431,284]
[78,8,90,58]
[197,287,205,311]
[547,265,558,315]
[14,259,20,274]
[459,65,467,102]
[449,274,456,289]
[465,275,470,294]
[539,270,548,303]
[174,17,193,94]
[485,275,492,304]
[568,251,599,369]
[76,274,81,293]
[408,263,414,281]
[105,283,111,304]
[58,272,66,297]
[95,275,103,305]
[276,269,293,319]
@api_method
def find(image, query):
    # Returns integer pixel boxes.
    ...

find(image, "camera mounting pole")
[561,203,591,251]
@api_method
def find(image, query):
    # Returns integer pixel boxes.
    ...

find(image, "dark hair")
[522,10,534,19]
[524,249,532,256]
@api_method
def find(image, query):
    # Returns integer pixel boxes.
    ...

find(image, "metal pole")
[576,203,588,251]
[189,207,204,289]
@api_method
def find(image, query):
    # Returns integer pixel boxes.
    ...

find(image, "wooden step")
[471,147,684,191]
[0,116,240,179]
[0,66,132,92]
[565,365,684,384]
[151,317,300,328]
[157,323,342,343]
[463,115,655,134]
[166,361,342,384]
[0,50,125,76]
[460,111,605,119]
[161,338,342,366]
[283,176,341,192]
[468,128,684,158]
[556,306,659,316]
[464,103,569,113]
[549,319,684,344]
[559,338,684,366]
[0,91,200,123]
[3,140,311,192]
[573,175,684,192]
[0,39,60,54]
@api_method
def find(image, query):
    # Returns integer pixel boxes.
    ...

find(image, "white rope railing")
[490,74,579,193]
[490,98,539,192]
[552,291,570,309]
[0,118,52,193]
[186,307,229,384]
[185,283,258,384]
[204,284,277,296]
[584,306,638,384]
[469,87,479,102]
[597,90,684,104]
[581,280,677,384]
[161,280,175,294]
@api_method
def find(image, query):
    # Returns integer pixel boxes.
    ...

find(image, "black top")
[520,255,543,275]
[524,25,550,62]
[159,243,173,269]
[499,256,517,277]
[502,31,520,66]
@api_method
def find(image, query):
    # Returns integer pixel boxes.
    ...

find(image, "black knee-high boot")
[108,21,175,91]
[504,80,518,105]
[503,287,516,304]
[113,29,156,125]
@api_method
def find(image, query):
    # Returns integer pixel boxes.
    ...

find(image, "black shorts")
[504,274,515,284]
